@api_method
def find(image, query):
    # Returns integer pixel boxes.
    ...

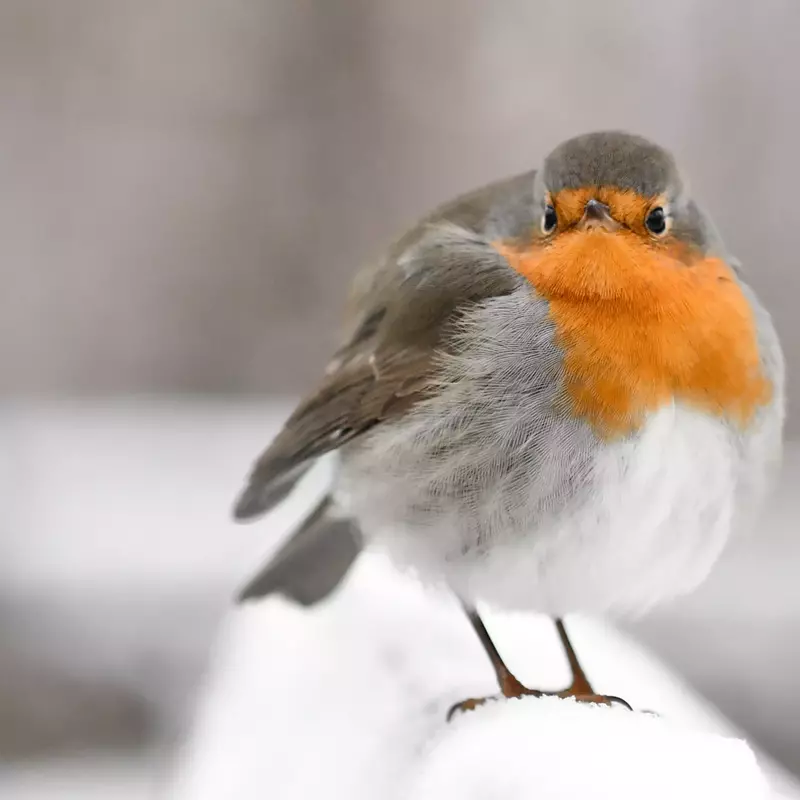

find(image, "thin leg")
[447,605,632,721]
[554,617,593,695]
[462,602,532,697]
[551,618,632,709]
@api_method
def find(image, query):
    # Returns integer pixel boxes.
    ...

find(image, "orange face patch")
[495,197,771,438]
[549,187,659,232]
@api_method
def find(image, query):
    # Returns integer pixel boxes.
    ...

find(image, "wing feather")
[233,170,537,520]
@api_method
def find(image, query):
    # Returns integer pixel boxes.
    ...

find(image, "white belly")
[337,404,740,617]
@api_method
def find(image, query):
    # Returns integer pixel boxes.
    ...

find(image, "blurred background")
[1,1,799,797]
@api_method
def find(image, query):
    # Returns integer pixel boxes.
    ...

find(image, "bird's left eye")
[645,206,669,236]
[542,205,558,234]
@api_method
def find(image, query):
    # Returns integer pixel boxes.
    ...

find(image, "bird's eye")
[542,204,558,234]
[645,206,668,236]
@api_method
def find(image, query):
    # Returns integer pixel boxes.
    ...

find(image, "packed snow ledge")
[171,552,799,799]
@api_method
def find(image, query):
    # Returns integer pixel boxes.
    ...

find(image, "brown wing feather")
[233,172,537,521]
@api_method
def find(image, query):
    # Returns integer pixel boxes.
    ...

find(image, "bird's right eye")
[645,206,669,237]
[542,204,558,234]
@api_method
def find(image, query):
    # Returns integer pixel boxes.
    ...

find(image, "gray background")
[1,0,798,427]
[1,0,799,795]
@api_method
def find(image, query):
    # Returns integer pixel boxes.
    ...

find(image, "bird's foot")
[551,688,633,710]
[447,676,632,721]
[449,611,637,722]
[446,675,542,721]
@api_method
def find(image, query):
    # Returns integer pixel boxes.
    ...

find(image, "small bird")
[233,131,785,716]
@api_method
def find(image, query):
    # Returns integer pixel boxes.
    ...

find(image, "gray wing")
[234,170,536,521]
[233,224,526,521]
[232,171,535,606]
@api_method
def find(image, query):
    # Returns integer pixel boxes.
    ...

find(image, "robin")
[232,131,785,717]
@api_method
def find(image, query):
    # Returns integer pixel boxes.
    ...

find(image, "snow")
[170,552,795,800]
[4,400,800,799]
[411,699,764,800]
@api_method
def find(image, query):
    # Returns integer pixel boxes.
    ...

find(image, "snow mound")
[172,553,783,800]
[412,696,766,799]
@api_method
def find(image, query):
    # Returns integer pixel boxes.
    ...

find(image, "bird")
[231,130,785,717]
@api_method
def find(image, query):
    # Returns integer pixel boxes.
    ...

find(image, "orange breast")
[495,233,771,438]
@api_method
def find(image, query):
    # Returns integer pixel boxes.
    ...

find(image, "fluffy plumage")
[234,130,785,614]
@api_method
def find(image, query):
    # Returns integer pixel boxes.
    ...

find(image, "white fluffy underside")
[339,403,738,616]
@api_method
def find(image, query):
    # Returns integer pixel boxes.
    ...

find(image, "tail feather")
[236,496,363,606]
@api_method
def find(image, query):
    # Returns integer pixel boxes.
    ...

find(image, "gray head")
[542,131,681,198]
[531,131,723,258]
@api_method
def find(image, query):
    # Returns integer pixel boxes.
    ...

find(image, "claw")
[447,686,543,721]
[603,694,634,711]
[446,690,635,722]
[446,697,487,721]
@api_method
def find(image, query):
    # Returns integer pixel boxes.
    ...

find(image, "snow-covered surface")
[411,700,764,800]
[170,553,799,800]
[3,400,800,798]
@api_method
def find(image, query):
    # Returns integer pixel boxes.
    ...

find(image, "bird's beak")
[577,199,621,232]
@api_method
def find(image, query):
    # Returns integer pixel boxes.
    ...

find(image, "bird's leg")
[447,604,542,720]
[550,618,631,708]
[447,605,632,721]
